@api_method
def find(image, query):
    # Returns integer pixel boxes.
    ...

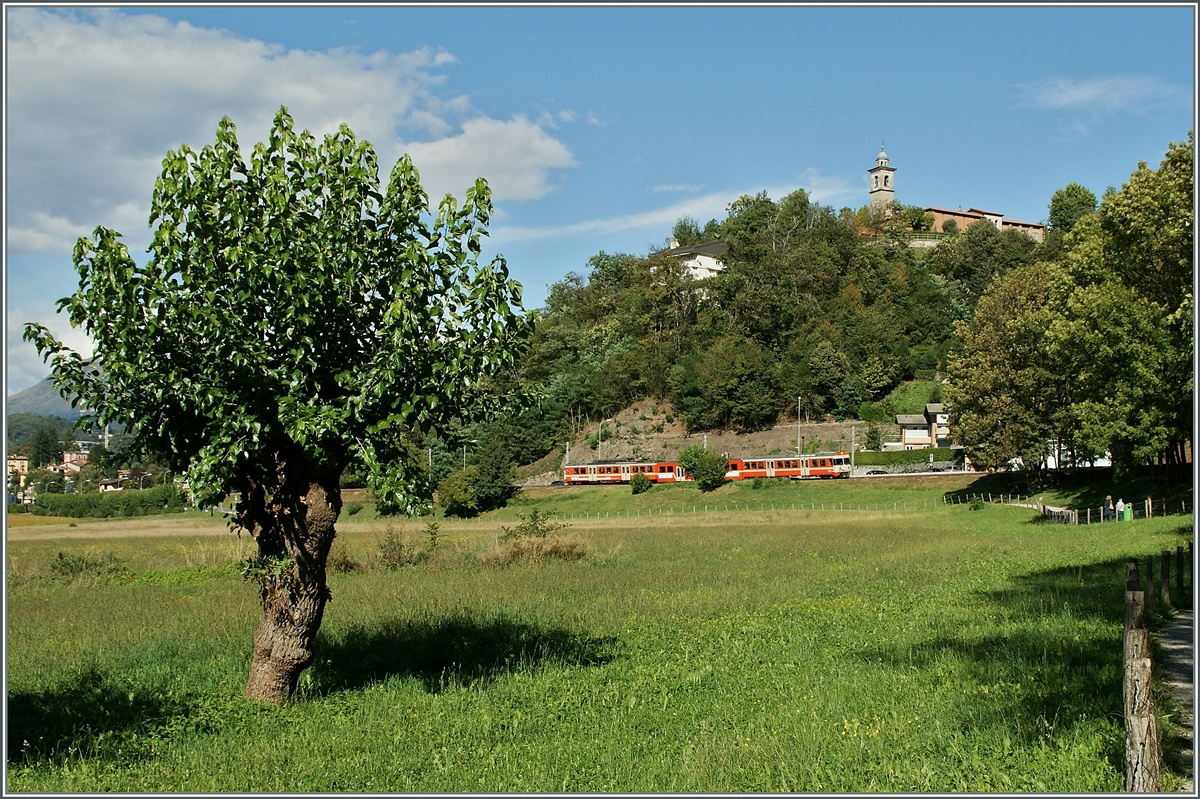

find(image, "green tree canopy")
[24,108,534,703]
[1047,183,1097,232]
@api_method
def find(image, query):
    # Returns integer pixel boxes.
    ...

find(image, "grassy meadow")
[5,475,1194,792]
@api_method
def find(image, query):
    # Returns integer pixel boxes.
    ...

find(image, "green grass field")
[5,476,1194,791]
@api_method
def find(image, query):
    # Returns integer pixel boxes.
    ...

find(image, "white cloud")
[493,188,767,244]
[406,116,577,202]
[650,183,703,194]
[798,168,858,205]
[6,304,95,396]
[1017,74,1190,116]
[5,8,576,255]
[495,171,855,246]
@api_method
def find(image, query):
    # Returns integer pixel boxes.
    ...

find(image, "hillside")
[6,376,81,420]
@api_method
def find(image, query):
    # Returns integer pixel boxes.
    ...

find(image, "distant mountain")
[6,376,82,420]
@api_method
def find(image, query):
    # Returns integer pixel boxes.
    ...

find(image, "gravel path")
[1157,608,1195,792]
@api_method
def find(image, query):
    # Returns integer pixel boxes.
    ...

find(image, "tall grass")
[5,493,1193,791]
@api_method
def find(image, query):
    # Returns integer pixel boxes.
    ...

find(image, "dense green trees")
[949,132,1193,475]
[500,186,974,454]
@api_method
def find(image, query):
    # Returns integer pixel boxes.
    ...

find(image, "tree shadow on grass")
[855,557,1141,759]
[6,664,212,767]
[943,465,1195,515]
[308,613,619,696]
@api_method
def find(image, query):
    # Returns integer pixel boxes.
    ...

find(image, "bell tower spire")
[868,142,896,210]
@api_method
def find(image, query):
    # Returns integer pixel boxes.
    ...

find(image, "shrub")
[327,542,362,574]
[473,436,518,512]
[969,497,986,511]
[376,525,417,570]
[853,448,962,466]
[437,466,479,517]
[479,533,587,568]
[679,444,729,493]
[752,477,765,490]
[49,551,130,583]
[31,485,186,518]
[424,520,441,560]
[500,509,568,540]
[344,501,364,517]
[630,472,652,495]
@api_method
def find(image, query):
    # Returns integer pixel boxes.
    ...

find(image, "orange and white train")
[562,452,851,486]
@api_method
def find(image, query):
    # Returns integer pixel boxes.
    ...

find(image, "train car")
[562,461,690,486]
[725,452,851,481]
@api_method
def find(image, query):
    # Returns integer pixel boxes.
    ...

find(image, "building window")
[883,175,889,187]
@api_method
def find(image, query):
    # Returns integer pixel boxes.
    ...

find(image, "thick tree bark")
[243,469,341,704]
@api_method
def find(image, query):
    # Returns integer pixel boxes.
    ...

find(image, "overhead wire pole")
[797,396,802,454]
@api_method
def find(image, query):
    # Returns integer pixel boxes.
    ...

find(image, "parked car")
[929,468,944,472]
[865,469,887,475]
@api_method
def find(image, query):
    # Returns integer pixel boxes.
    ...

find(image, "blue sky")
[5,5,1195,394]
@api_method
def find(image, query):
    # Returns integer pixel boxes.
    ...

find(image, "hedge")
[30,484,187,518]
[853,447,963,466]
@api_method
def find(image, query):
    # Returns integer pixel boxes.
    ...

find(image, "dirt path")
[1156,608,1195,791]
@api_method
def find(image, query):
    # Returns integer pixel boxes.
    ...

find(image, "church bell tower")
[868,144,896,210]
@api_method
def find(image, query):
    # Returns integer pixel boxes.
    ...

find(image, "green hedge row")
[853,448,963,466]
[30,484,187,518]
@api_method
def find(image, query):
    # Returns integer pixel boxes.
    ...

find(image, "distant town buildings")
[7,454,29,482]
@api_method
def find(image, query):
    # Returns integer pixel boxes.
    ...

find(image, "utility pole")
[797,397,802,454]
[851,426,855,468]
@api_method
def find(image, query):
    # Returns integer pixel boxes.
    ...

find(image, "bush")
[376,525,417,570]
[479,533,587,568]
[853,448,962,466]
[856,401,895,423]
[327,542,363,574]
[344,501,364,517]
[630,473,652,495]
[500,509,568,540]
[969,497,986,511]
[679,444,729,493]
[30,484,186,518]
[751,477,765,490]
[473,437,518,512]
[437,466,479,517]
[48,551,130,583]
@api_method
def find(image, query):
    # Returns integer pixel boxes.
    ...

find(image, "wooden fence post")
[1124,653,1161,792]
[1144,555,1155,617]
[1176,546,1185,599]
[1123,580,1160,792]
[1146,497,1152,519]
[1160,551,1171,607]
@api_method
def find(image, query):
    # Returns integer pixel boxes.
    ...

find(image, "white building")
[664,239,729,280]
[891,403,952,450]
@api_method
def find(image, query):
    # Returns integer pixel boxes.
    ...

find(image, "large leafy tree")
[25,109,534,704]
[946,264,1065,471]
[1047,182,1097,232]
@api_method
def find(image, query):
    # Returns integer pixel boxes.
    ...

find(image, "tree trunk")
[244,473,341,704]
